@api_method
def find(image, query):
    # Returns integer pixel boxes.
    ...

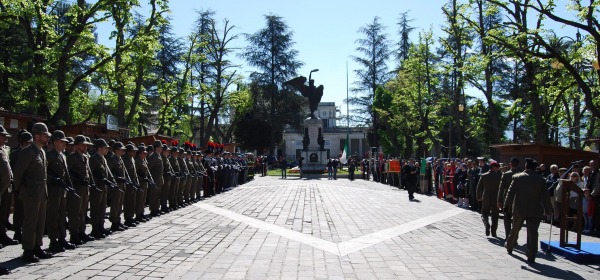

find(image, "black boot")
[13,231,22,243]
[22,250,39,263]
[0,233,18,246]
[79,233,95,242]
[33,246,53,259]
[59,239,76,250]
[48,240,65,253]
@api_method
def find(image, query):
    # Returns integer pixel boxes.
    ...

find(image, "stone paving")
[0,176,598,279]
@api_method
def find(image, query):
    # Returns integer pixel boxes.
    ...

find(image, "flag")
[340,131,349,164]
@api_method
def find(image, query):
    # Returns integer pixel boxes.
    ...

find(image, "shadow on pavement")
[519,261,586,279]
[0,256,28,274]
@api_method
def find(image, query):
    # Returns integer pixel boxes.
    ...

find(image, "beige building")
[280,102,369,162]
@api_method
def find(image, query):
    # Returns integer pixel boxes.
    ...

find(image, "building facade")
[280,102,369,162]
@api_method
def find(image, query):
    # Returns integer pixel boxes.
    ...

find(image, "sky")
[96,0,577,119]
[98,0,447,115]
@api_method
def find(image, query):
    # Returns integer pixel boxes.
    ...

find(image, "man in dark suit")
[12,122,54,262]
[502,158,552,263]
[497,157,521,242]
[477,161,502,237]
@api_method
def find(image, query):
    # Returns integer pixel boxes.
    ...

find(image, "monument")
[284,70,327,175]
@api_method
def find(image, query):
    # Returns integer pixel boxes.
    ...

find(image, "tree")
[351,17,392,149]
[395,11,416,70]
[241,14,303,154]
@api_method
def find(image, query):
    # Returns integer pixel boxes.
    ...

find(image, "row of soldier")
[0,123,250,273]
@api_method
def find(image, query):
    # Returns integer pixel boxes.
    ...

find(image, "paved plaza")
[0,176,598,279]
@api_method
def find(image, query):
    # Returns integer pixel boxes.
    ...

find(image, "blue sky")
[96,0,575,118]
[99,0,447,112]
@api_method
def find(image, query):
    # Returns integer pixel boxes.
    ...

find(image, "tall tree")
[241,14,303,154]
[395,11,416,70]
[350,17,392,147]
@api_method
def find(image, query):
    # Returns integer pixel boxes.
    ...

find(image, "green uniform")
[13,144,47,251]
[89,153,111,232]
[177,156,188,205]
[106,153,125,225]
[0,146,13,238]
[146,152,163,213]
[123,155,138,222]
[135,156,150,219]
[160,153,173,211]
[168,155,180,208]
[477,170,502,236]
[45,149,70,241]
[67,151,92,240]
[498,167,521,239]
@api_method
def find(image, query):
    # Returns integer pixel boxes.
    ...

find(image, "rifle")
[138,171,159,190]
[71,169,102,192]
[121,160,143,192]
[96,172,123,193]
[47,166,80,198]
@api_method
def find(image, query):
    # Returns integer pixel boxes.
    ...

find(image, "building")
[280,102,369,162]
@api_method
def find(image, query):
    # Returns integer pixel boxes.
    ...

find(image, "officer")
[67,135,95,245]
[106,142,127,231]
[147,140,163,217]
[160,142,174,213]
[497,157,521,243]
[89,139,114,238]
[123,143,139,226]
[503,158,552,263]
[45,130,76,252]
[476,161,502,237]
[8,130,32,243]
[13,122,54,262]
[135,144,151,222]
[177,147,189,206]
[168,143,181,210]
[0,125,12,274]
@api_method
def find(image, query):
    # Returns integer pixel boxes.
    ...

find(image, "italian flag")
[340,131,349,164]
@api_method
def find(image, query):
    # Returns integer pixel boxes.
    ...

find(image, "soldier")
[89,139,115,238]
[184,149,195,203]
[476,161,502,237]
[67,135,95,245]
[497,157,521,243]
[503,158,552,263]
[0,126,12,274]
[177,147,188,206]
[13,122,54,262]
[160,143,174,213]
[45,130,76,253]
[168,143,181,210]
[7,130,32,243]
[106,142,127,231]
[202,149,216,197]
[135,144,152,222]
[147,140,163,217]
[193,151,205,201]
[122,143,139,226]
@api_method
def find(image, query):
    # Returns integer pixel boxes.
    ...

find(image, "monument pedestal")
[300,118,326,175]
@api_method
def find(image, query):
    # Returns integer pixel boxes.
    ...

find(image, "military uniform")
[106,143,126,230]
[168,149,180,209]
[122,144,139,225]
[67,136,94,244]
[147,142,163,216]
[160,146,173,212]
[45,131,75,252]
[13,123,53,262]
[89,147,112,237]
[476,165,502,237]
[504,161,552,263]
[0,129,16,246]
[8,141,26,242]
[177,149,189,205]
[135,146,151,221]
[497,163,521,240]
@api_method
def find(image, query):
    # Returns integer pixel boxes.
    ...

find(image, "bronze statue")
[284,75,324,119]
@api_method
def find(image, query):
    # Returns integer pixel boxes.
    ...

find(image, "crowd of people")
[344,153,599,263]
[0,123,252,275]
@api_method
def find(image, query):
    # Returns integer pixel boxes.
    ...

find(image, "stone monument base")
[300,150,327,174]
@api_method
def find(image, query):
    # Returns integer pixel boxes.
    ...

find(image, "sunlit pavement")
[0,176,598,279]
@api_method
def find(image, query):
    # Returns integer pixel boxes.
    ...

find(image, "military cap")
[125,143,138,151]
[171,147,180,153]
[137,145,148,153]
[162,144,169,151]
[74,135,93,145]
[179,147,186,154]
[146,145,154,152]
[66,136,75,145]
[477,156,485,161]
[50,130,69,142]
[0,125,10,137]
[108,139,116,147]
[153,140,162,147]
[95,138,109,147]
[31,122,51,136]
[85,136,92,144]
[113,142,126,150]
[489,160,500,168]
